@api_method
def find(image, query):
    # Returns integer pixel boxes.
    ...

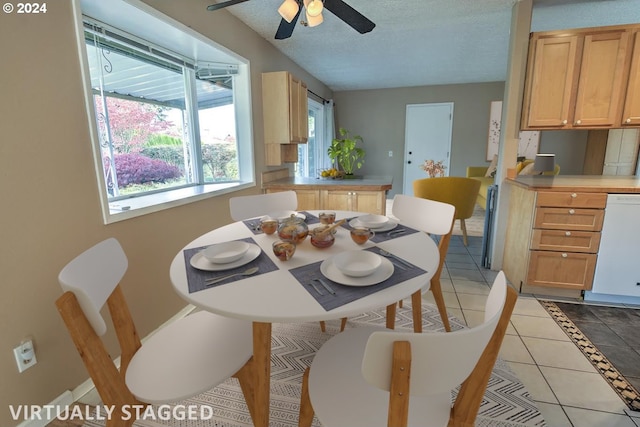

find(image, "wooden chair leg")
[398,299,403,308]
[430,278,451,332]
[386,303,397,329]
[319,321,326,332]
[460,219,468,246]
[340,317,347,332]
[298,368,314,427]
[410,291,423,333]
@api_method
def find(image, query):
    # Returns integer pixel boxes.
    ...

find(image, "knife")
[313,278,336,295]
[310,281,324,295]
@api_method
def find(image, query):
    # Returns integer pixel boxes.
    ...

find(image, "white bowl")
[268,210,301,222]
[356,214,389,229]
[334,250,382,277]
[202,241,250,264]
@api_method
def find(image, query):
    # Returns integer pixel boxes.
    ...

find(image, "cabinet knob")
[562,253,568,258]
[626,118,632,123]
[575,120,582,125]
[565,231,571,236]
[570,193,577,198]
[562,119,568,125]
[569,209,575,215]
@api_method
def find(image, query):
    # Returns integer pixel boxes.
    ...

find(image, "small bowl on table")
[203,241,250,264]
[334,250,381,277]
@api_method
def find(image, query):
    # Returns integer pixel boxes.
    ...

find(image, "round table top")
[169,210,439,323]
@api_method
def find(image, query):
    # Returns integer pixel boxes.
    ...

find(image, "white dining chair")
[56,238,255,427]
[298,272,517,427]
[229,190,298,221]
[391,194,456,332]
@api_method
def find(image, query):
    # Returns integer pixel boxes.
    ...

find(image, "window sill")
[104,181,255,224]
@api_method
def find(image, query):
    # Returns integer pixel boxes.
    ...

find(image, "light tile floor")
[430,234,640,427]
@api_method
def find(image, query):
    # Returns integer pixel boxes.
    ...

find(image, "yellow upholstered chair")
[413,177,481,246]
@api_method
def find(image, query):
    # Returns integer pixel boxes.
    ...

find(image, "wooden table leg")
[252,322,271,427]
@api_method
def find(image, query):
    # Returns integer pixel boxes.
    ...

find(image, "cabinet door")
[288,74,308,143]
[622,31,640,126]
[322,190,353,211]
[527,250,596,290]
[573,31,630,127]
[294,189,320,211]
[352,191,385,215]
[523,35,581,128]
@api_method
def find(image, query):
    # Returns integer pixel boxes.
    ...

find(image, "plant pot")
[343,174,362,179]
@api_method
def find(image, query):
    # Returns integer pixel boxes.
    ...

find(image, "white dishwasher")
[586,194,640,304]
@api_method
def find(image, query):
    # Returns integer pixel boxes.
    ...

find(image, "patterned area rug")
[541,301,640,412]
[82,303,545,427]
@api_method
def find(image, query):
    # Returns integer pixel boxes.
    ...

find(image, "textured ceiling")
[206,0,640,91]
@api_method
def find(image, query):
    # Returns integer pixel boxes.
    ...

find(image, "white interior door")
[402,103,453,196]
[603,129,640,175]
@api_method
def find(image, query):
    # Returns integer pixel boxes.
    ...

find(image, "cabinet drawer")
[534,207,604,231]
[527,250,596,290]
[536,191,607,208]
[531,229,601,253]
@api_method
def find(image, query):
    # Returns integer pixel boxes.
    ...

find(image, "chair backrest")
[229,190,298,221]
[361,271,510,396]
[56,238,142,409]
[391,194,455,236]
[58,238,128,336]
[413,177,481,221]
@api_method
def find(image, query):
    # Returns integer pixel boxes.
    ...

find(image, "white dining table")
[169,210,439,427]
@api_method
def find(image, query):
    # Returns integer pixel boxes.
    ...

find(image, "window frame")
[72,0,255,224]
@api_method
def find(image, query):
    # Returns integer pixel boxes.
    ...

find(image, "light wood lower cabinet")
[503,186,606,294]
[320,190,385,215]
[265,188,387,215]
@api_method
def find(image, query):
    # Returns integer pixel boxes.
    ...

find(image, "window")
[296,98,333,178]
[76,0,254,223]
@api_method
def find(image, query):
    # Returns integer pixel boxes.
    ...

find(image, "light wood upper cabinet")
[522,24,639,130]
[622,31,640,126]
[573,30,629,127]
[523,35,581,128]
[263,71,308,166]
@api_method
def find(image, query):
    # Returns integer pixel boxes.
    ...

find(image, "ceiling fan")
[206,0,375,40]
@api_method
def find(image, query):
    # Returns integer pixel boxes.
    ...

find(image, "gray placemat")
[289,246,428,311]
[243,211,321,235]
[183,237,279,293]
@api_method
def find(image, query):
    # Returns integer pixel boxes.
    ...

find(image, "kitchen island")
[503,175,640,299]
[262,175,393,215]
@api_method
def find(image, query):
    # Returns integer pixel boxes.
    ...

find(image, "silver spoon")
[205,267,259,286]
[378,250,412,269]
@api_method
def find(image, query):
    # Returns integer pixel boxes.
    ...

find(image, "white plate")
[202,241,250,264]
[320,255,394,286]
[349,218,398,232]
[190,244,261,271]
[356,214,389,228]
[266,210,306,222]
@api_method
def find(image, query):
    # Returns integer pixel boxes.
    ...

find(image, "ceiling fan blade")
[275,7,302,40]
[207,0,251,11]
[323,0,375,34]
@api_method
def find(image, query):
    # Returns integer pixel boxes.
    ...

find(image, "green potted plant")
[327,128,366,177]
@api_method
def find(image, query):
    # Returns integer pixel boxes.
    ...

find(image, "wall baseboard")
[15,390,74,427]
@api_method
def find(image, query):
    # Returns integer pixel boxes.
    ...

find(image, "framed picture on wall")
[486,101,540,161]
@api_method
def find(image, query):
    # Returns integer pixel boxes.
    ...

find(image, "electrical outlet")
[14,339,37,373]
[388,151,393,157]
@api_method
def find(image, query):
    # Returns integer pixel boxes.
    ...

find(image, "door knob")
[575,120,582,125]
[627,118,632,123]
[569,209,575,215]
[565,231,571,236]
[562,119,568,125]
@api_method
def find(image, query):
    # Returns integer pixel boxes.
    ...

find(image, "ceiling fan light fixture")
[306,0,323,17]
[278,0,299,23]
[305,10,323,27]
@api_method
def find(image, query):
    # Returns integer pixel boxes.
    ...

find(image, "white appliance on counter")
[586,194,640,305]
